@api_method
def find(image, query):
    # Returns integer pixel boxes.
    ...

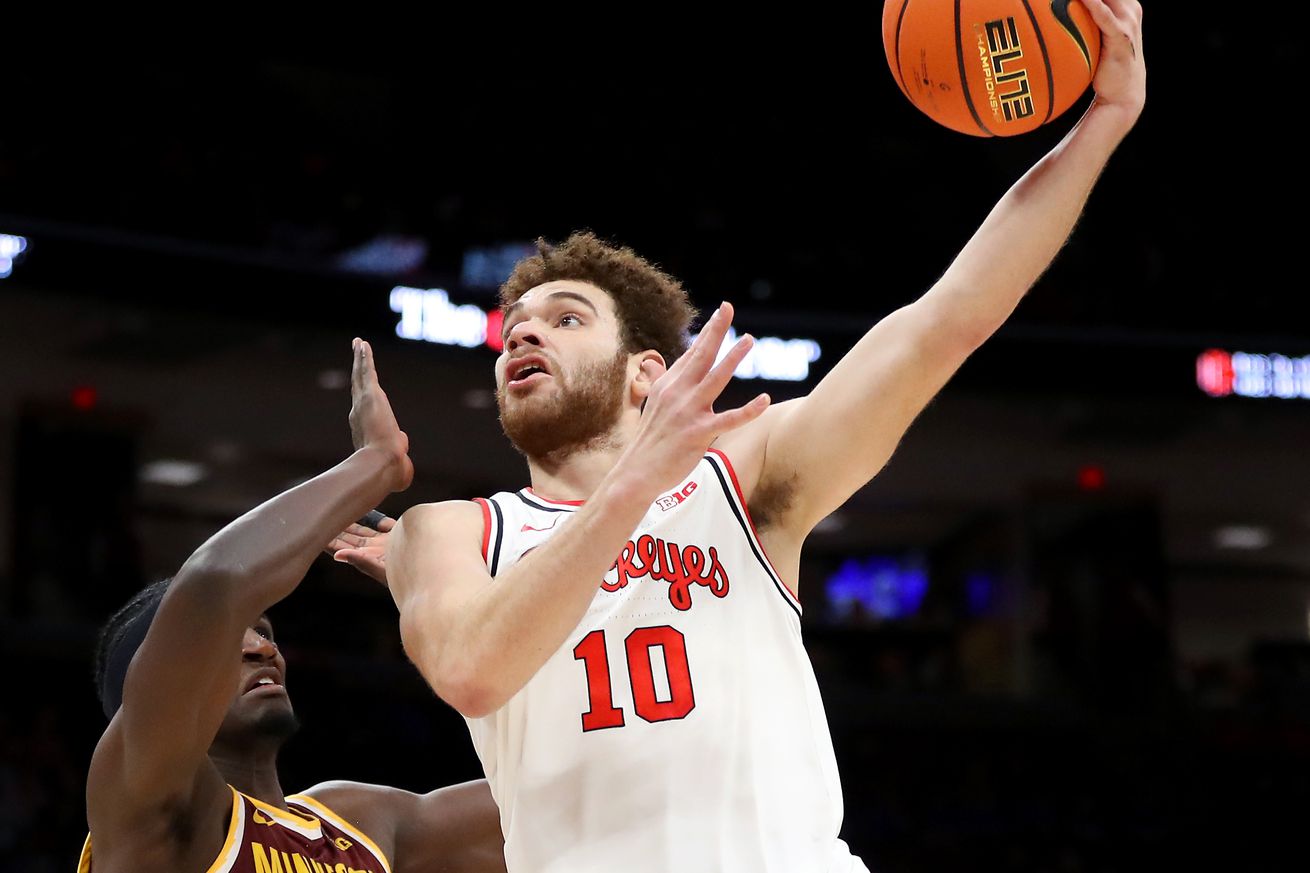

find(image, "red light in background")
[484,309,505,352]
[1077,465,1105,491]
[71,386,97,410]
[1197,349,1235,397]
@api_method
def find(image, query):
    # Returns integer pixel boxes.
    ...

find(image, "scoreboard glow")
[1197,349,1310,399]
[391,285,822,382]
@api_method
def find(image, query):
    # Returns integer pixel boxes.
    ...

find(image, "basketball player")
[82,339,505,873]
[337,3,1146,869]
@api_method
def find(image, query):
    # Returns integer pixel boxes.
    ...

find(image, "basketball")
[883,0,1101,136]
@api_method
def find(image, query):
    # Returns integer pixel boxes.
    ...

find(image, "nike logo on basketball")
[521,518,560,533]
[252,811,277,826]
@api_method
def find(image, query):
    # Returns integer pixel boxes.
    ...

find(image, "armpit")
[748,471,798,532]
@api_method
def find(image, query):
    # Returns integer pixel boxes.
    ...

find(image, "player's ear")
[632,351,667,406]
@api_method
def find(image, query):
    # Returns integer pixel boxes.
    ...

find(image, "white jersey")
[466,449,868,873]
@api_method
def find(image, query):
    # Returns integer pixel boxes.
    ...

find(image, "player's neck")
[209,745,288,809]
[526,418,637,501]
[526,443,624,502]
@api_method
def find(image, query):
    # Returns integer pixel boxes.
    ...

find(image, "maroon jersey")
[78,785,391,873]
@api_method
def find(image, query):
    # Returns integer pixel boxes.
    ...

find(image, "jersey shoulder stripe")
[487,497,505,575]
[286,793,393,873]
[245,792,321,839]
[472,497,505,575]
[207,786,246,873]
[473,498,492,563]
[704,448,802,619]
[515,491,574,513]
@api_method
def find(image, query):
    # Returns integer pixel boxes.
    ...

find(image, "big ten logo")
[656,481,697,512]
[976,17,1033,123]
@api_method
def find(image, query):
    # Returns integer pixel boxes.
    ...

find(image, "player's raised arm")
[723,0,1146,550]
[87,339,412,833]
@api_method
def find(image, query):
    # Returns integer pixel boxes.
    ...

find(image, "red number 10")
[572,625,695,732]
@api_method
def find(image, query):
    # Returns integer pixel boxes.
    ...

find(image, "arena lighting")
[70,386,98,411]
[317,369,349,391]
[337,234,428,275]
[462,242,536,289]
[140,460,209,487]
[391,287,488,348]
[699,327,822,383]
[0,233,28,278]
[390,285,824,382]
[1213,525,1271,550]
[1077,465,1105,491]
[823,555,929,622]
[1197,349,1310,399]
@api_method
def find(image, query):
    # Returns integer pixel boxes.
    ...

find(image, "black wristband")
[357,509,389,530]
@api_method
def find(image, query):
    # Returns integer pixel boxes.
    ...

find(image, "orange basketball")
[883,0,1101,136]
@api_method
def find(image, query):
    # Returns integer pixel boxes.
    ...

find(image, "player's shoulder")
[299,778,494,825]
[396,499,484,533]
[293,782,401,860]
[297,781,410,832]
[299,779,409,813]
[300,779,502,873]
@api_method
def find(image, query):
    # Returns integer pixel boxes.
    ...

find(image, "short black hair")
[93,578,172,720]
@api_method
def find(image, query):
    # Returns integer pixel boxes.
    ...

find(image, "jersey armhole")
[80,786,243,873]
[471,497,504,576]
[705,448,803,612]
[472,498,492,564]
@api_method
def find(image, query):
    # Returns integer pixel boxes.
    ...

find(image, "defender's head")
[94,580,298,747]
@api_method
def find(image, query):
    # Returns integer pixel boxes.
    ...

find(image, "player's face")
[496,281,624,396]
[217,615,297,742]
[495,281,634,459]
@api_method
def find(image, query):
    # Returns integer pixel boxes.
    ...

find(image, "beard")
[498,350,629,463]
[249,708,301,744]
[214,704,301,756]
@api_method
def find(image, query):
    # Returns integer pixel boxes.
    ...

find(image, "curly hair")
[499,232,698,367]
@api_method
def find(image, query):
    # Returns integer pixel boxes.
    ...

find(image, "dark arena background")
[2,14,1306,871]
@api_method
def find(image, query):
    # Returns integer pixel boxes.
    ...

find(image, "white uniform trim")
[205,786,246,873]
[473,496,506,576]
[245,793,322,841]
